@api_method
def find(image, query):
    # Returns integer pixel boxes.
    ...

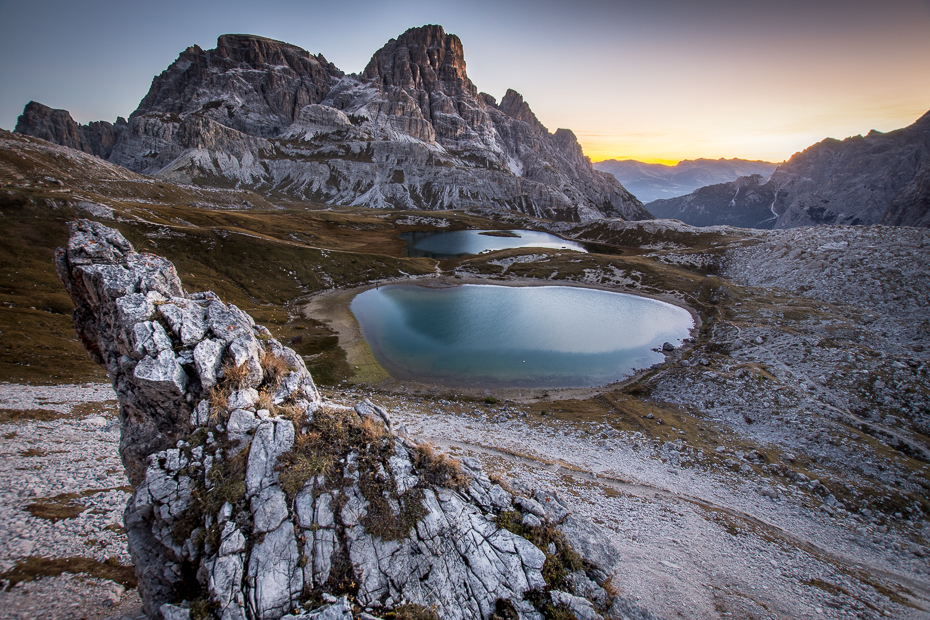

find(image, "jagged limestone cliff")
[18,26,648,223]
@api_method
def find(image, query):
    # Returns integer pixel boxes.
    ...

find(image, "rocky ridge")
[645,174,778,229]
[642,111,930,229]
[54,219,653,620]
[16,26,648,223]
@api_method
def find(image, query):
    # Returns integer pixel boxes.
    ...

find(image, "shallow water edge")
[302,274,702,401]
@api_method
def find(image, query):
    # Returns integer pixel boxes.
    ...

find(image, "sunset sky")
[1,0,928,164]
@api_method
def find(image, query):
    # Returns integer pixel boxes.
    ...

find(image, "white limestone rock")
[550,590,603,620]
[252,486,288,534]
[194,338,225,388]
[133,349,188,395]
[227,409,260,434]
[246,419,295,497]
[248,520,303,620]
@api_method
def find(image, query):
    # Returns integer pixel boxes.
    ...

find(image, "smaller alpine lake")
[350,283,694,389]
[400,229,587,258]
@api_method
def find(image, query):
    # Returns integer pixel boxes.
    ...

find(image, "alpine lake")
[346,230,694,390]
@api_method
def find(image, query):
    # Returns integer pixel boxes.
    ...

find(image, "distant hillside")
[646,174,778,229]
[643,111,930,229]
[594,158,778,203]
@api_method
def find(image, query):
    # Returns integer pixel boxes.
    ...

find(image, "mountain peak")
[914,108,930,127]
[130,34,343,135]
[15,101,90,154]
[363,24,474,97]
[499,89,547,133]
[214,33,339,74]
[12,25,649,222]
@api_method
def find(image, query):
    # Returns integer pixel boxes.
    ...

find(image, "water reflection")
[350,284,693,388]
[400,229,587,258]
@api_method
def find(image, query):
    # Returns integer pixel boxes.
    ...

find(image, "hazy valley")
[593,159,778,205]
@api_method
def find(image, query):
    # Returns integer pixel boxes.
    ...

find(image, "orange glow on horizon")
[562,86,929,167]
[574,104,929,166]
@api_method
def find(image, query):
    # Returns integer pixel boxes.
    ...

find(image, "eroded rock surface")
[56,219,650,620]
[19,26,648,223]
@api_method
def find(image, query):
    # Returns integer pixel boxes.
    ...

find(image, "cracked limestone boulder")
[57,219,654,620]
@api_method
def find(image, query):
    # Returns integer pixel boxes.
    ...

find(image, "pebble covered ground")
[0,383,143,620]
[0,368,927,618]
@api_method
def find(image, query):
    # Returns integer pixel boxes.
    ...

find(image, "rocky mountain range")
[14,26,649,223]
[593,158,778,203]
[646,111,930,228]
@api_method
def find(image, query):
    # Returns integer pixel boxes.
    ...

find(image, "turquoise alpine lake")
[400,229,587,258]
[350,283,694,388]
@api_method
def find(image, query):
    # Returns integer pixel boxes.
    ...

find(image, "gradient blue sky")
[2,0,929,162]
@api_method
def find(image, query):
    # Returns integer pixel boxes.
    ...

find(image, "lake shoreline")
[301,273,701,403]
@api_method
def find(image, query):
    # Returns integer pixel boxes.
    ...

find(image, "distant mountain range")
[645,111,930,229]
[14,26,649,223]
[593,158,778,204]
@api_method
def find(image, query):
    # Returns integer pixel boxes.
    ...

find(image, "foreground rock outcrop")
[19,26,648,223]
[55,219,653,620]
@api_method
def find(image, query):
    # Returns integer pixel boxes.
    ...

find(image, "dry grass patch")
[25,486,133,522]
[256,388,275,413]
[71,400,118,418]
[413,442,468,490]
[0,400,117,424]
[221,360,252,389]
[19,447,56,457]
[26,499,86,521]
[0,407,63,422]
[260,349,290,387]
[0,556,137,590]
[276,407,356,496]
[277,450,335,497]
[208,385,229,423]
[384,604,440,620]
[359,414,388,442]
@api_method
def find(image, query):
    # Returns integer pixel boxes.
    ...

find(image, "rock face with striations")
[642,110,930,229]
[19,25,648,223]
[56,219,657,620]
